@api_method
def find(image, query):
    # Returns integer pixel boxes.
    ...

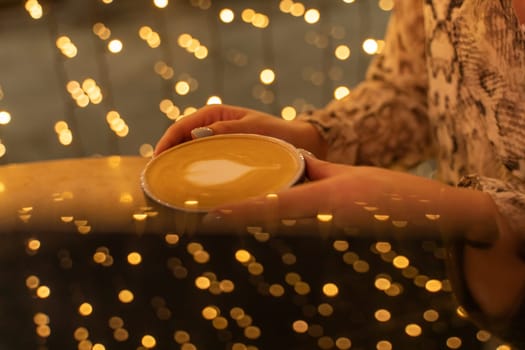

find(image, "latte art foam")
[184,159,281,187]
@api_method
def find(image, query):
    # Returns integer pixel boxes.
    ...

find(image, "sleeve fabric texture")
[298,0,525,233]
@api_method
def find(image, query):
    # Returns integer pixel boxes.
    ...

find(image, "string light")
[334,45,351,60]
[56,36,78,58]
[177,33,208,59]
[93,22,111,40]
[24,0,43,19]
[108,39,123,53]
[219,8,235,23]
[304,9,320,24]
[0,111,11,125]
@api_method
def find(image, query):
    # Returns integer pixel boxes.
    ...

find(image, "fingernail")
[191,127,214,139]
[297,148,317,159]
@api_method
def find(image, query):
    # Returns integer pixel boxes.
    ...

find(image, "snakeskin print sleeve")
[422,0,525,234]
[297,0,434,169]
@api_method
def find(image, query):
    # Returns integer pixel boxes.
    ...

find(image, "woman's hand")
[154,104,326,158]
[201,155,500,240]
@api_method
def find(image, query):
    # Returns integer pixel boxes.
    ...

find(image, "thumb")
[301,152,344,181]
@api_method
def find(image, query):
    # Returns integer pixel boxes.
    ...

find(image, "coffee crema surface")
[141,134,304,211]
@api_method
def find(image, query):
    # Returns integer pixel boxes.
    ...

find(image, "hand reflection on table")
[198,174,525,348]
[1,156,523,349]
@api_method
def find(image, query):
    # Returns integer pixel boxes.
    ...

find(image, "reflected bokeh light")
[0,1,521,350]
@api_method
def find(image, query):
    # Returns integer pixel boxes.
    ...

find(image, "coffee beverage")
[141,134,304,212]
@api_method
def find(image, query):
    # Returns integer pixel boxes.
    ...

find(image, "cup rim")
[141,133,305,212]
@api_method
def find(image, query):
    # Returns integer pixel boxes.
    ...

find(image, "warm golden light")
[378,0,394,11]
[165,233,180,245]
[235,249,251,263]
[247,262,263,275]
[376,340,392,350]
[374,243,390,256]
[317,303,334,316]
[195,276,211,289]
[373,214,390,221]
[317,213,333,222]
[241,325,259,340]
[206,96,222,105]
[294,281,310,295]
[175,81,190,95]
[219,8,235,23]
[374,309,391,322]
[139,26,153,40]
[392,255,409,269]
[59,129,73,145]
[25,0,43,19]
[33,312,49,325]
[335,45,351,60]
[333,240,349,252]
[405,323,422,337]
[304,9,320,24]
[456,306,468,318]
[446,337,462,349]
[141,334,157,348]
[269,284,285,297]
[212,316,228,329]
[108,39,123,53]
[353,260,370,273]
[36,325,51,338]
[423,309,439,322]
[260,69,275,84]
[0,111,11,125]
[139,143,154,157]
[194,46,208,59]
[496,346,512,350]
[362,38,379,55]
[27,238,41,251]
[78,302,93,316]
[108,316,124,329]
[74,327,89,340]
[322,283,339,297]
[374,277,391,291]
[335,337,352,350]
[292,320,308,333]
[219,279,234,293]
[202,306,219,320]
[425,279,442,293]
[118,289,134,303]
[476,330,492,342]
[36,285,50,298]
[153,0,168,8]
[26,275,40,289]
[174,330,191,344]
[281,106,296,120]
[230,307,245,320]
[279,0,293,13]
[290,3,305,17]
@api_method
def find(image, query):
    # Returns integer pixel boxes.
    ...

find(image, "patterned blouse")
[299,0,525,234]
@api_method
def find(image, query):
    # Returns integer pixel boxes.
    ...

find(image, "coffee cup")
[141,134,305,212]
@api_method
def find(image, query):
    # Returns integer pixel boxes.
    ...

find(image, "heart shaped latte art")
[184,159,279,186]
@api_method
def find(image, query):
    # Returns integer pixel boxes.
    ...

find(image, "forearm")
[352,169,501,243]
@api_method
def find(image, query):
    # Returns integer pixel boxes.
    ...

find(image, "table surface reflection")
[0,156,509,349]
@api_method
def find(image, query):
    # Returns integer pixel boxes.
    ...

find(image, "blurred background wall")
[0,0,391,164]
